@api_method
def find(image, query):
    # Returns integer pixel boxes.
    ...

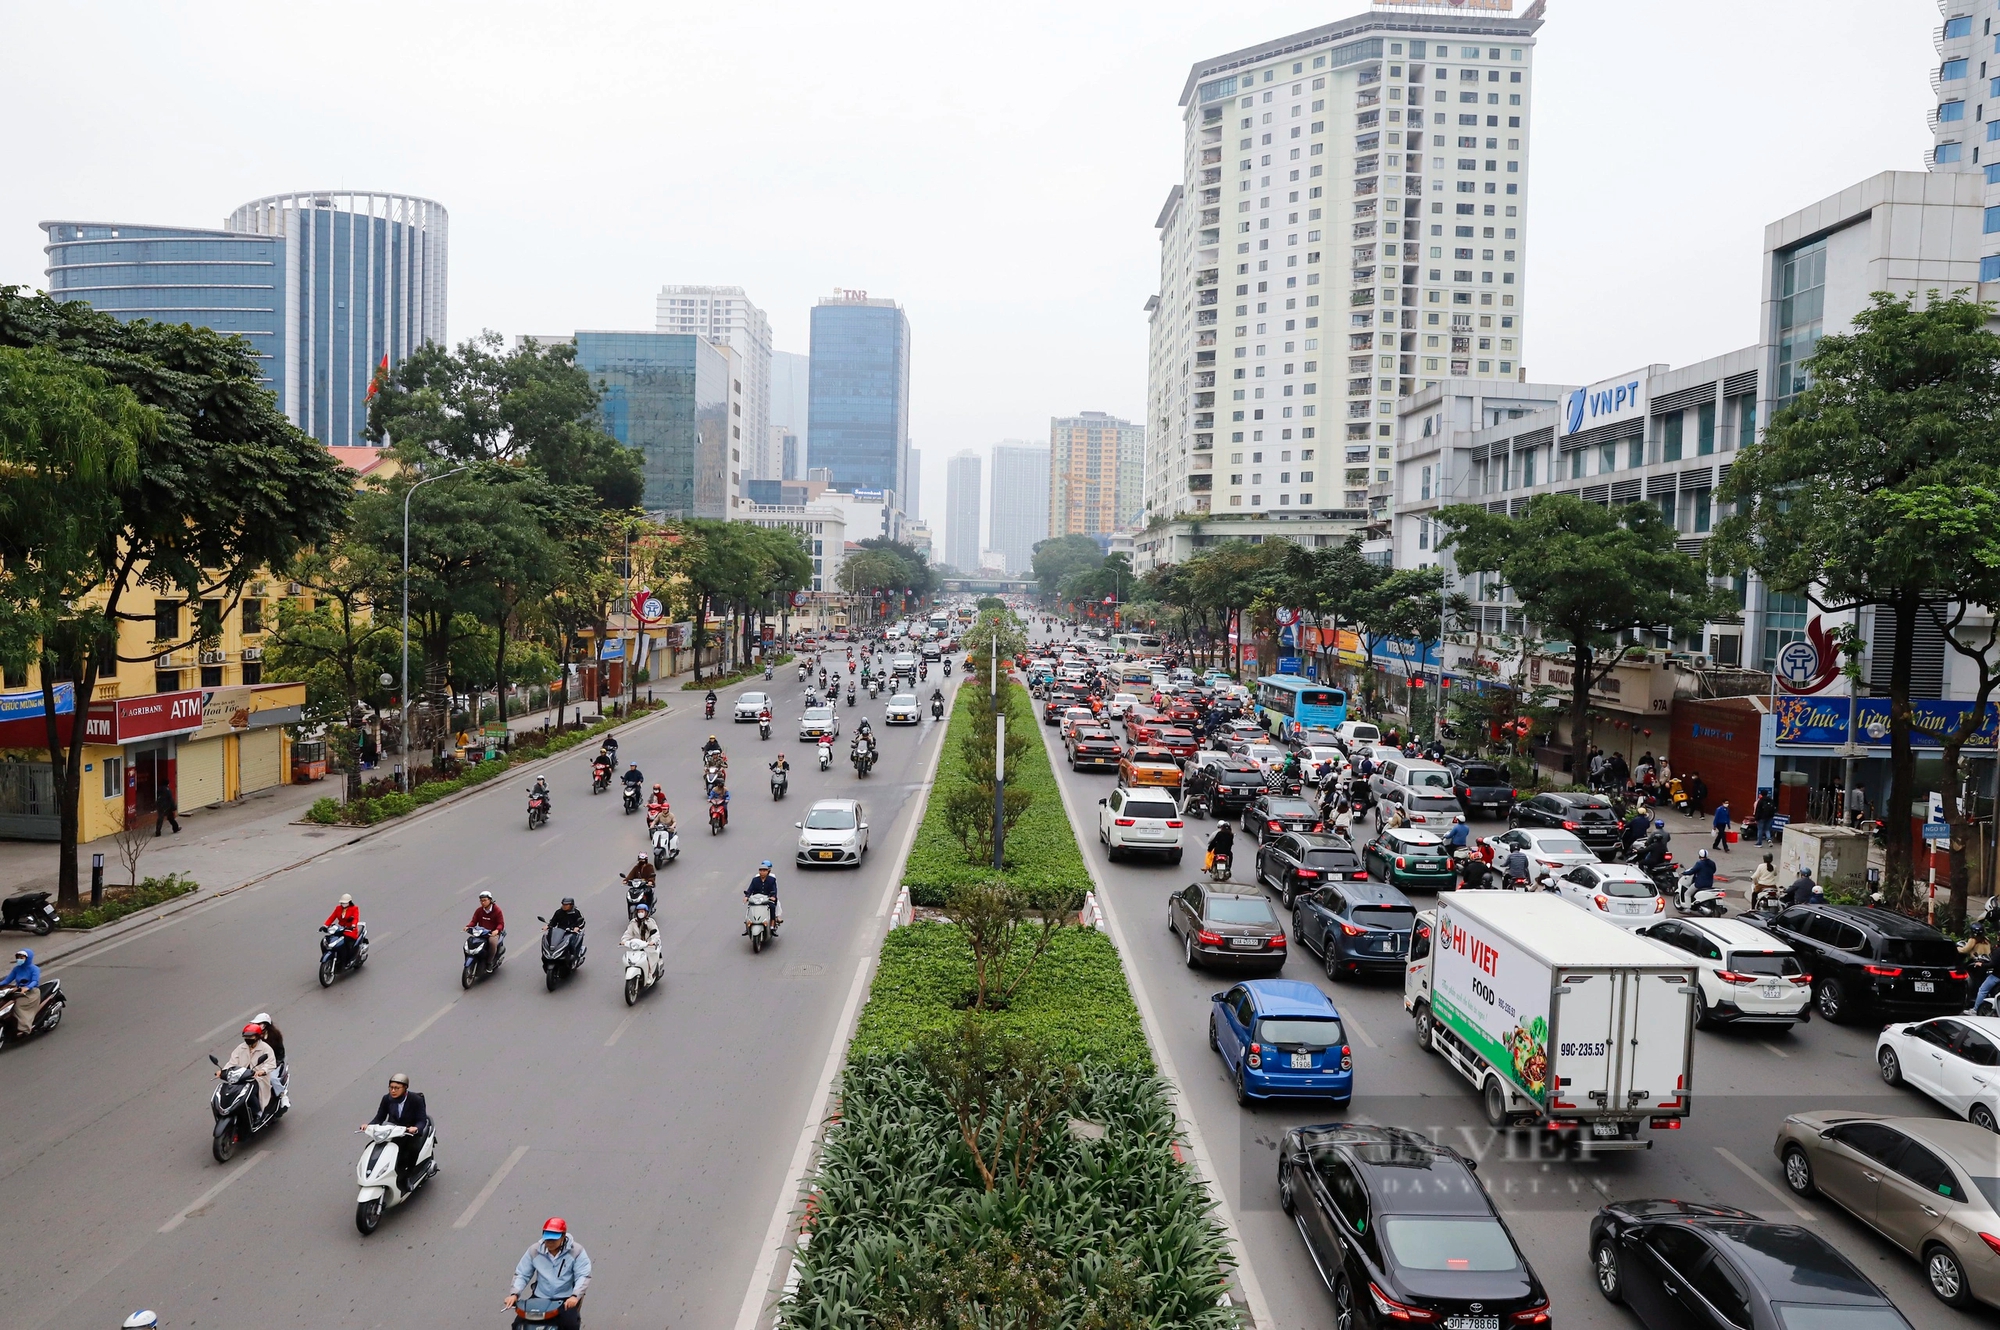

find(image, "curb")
[37,702,677,968]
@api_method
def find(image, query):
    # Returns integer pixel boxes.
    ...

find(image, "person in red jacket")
[467,890,505,972]
[323,893,360,968]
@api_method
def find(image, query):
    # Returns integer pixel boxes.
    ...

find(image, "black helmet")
[561,896,575,907]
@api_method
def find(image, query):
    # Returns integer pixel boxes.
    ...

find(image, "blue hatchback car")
[1208,978,1354,1106]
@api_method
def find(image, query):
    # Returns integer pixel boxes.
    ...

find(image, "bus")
[928,610,951,635]
[1254,674,1348,740]
[1113,631,1163,657]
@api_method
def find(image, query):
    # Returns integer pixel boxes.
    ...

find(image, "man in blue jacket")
[506,1217,591,1327]
[1,948,42,1036]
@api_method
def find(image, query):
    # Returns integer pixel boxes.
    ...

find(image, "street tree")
[1029,534,1102,602]
[261,536,400,730]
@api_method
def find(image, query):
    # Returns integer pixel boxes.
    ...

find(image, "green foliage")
[1030,533,1105,601]
[307,797,341,825]
[63,872,199,930]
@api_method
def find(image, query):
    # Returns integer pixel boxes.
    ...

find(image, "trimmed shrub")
[63,872,200,930]
[307,797,341,825]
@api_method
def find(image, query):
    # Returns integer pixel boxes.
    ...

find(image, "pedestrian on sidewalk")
[1753,788,1776,846]
[154,784,180,836]
[1710,799,1732,853]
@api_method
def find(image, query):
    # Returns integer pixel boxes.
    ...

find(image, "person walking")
[154,782,180,836]
[1752,788,1776,847]
[1710,799,1733,853]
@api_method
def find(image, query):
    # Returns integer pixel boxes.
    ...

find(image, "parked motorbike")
[527,790,551,830]
[462,926,505,989]
[208,1051,284,1162]
[746,892,775,953]
[622,784,642,815]
[1674,870,1728,918]
[624,935,664,1005]
[651,821,679,867]
[771,768,789,800]
[353,1121,438,1235]
[538,918,586,991]
[0,891,59,936]
[319,921,370,987]
[0,978,65,1049]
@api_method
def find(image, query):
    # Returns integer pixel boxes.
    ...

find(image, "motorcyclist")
[598,735,619,765]
[1639,820,1673,870]
[769,752,791,780]
[746,861,783,934]
[220,1022,278,1115]
[1621,806,1651,856]
[468,891,505,970]
[590,748,613,789]
[620,763,645,803]
[323,892,361,969]
[1783,868,1819,907]
[704,688,718,718]
[623,853,657,902]
[622,903,663,977]
[943,656,952,676]
[1962,925,1999,1010]
[1686,849,1718,896]
[366,1071,429,1185]
[1,947,43,1038]
[1502,845,1532,889]
[1205,821,1235,874]
[708,785,731,828]
[252,1010,291,1108]
[817,735,834,768]
[505,1218,592,1326]
[702,735,725,762]
[528,775,552,816]
[1446,819,1470,851]
[646,783,669,824]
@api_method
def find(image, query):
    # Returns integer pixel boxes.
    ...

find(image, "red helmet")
[242,1022,264,1039]
[541,1217,568,1236]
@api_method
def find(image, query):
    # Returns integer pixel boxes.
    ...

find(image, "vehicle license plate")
[816,851,837,861]
[1230,937,1263,949]
[1290,1052,1313,1069]
[1446,1317,1499,1330]
[1762,984,1783,1000]
[1590,1121,1620,1139]
[1915,980,1935,993]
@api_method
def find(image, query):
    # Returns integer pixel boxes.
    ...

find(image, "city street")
[0,659,953,1329]
[1028,632,1984,1330]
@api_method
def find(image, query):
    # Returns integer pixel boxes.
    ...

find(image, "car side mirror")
[794,822,804,829]
[859,823,869,830]
[1099,798,1108,806]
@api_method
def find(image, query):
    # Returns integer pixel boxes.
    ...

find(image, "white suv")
[734,691,771,722]
[1636,916,1811,1028]
[1096,788,1184,865]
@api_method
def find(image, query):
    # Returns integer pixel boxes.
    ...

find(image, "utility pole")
[991,629,1005,870]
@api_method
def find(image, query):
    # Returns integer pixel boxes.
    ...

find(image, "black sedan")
[1509,791,1624,855]
[1279,1123,1549,1328]
[1590,1198,1911,1330]
[1167,884,1288,972]
[1291,881,1417,981]
[1255,832,1369,908]
[1242,795,1325,843]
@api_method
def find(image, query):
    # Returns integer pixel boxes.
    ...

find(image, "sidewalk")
[1658,815,1991,920]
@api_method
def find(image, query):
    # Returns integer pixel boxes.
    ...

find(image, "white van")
[1334,720,1381,752]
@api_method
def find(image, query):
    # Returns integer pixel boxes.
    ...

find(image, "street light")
[400,466,469,791]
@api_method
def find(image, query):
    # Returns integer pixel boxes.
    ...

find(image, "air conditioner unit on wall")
[199,649,226,666]
[286,582,304,596]
[157,652,186,668]
[241,646,263,662]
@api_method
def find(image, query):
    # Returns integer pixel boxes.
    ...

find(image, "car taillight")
[1114,818,1136,827]
[1367,1283,1437,1323]
[1787,973,1811,984]
[1269,933,1287,948]
[1339,1044,1352,1071]
[1312,822,1325,832]
[1295,869,1320,879]
[1246,1041,1261,1069]
[1340,922,1366,937]
[1864,964,1904,978]
[1715,970,1758,985]
[1562,820,1578,831]
[1268,820,1283,832]
[1394,855,1410,870]
[1654,896,1666,912]
[1196,930,1223,946]
[1593,894,1609,910]
[1980,1232,2000,1257]
[1509,1298,1552,1325]
[1166,820,1184,829]
[1953,969,1971,981]
[1511,788,1519,799]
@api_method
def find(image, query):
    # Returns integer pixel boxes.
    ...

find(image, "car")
[1118,747,1184,791]
[1097,787,1184,863]
[1332,719,1382,752]
[1154,726,1199,761]
[1167,883,1285,970]
[1553,861,1667,926]
[1187,760,1265,817]
[1067,728,1122,772]
[1058,707,1097,741]
[891,652,918,678]
[1277,1123,1549,1327]
[1509,791,1624,855]
[1292,879,1417,981]
[798,706,840,742]
[921,643,941,662]
[1637,916,1812,1028]
[1255,832,1370,906]
[1478,827,1601,889]
[1447,758,1517,817]
[1370,786,1464,833]
[1776,1109,2000,1312]
[1208,979,1352,1104]
[1367,757,1453,805]
[794,798,869,866]
[1588,1198,1912,1329]
[883,693,921,725]
[1127,715,1168,747]
[1750,902,1968,1024]
[1297,744,1348,786]
[733,691,771,722]
[1108,691,1141,717]
[1361,828,1455,891]
[1242,794,1324,842]
[1875,1015,2000,1128]
[1042,695,1074,725]
[1238,741,1288,775]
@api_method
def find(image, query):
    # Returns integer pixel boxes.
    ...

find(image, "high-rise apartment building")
[657,285,773,478]
[1139,1,1542,559]
[1927,7,2000,279]
[989,442,1051,574]
[44,190,448,448]
[1050,412,1144,538]
[945,450,982,571]
[807,293,911,504]
[907,449,922,521]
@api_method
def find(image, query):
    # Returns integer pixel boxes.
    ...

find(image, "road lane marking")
[1339,1005,1378,1048]
[194,1006,261,1045]
[1714,1146,1815,1221]
[1760,1041,1790,1059]
[460,874,493,896]
[454,1144,530,1229]
[535,832,565,851]
[160,1151,269,1231]
[604,1013,637,1047]
[402,1001,456,1044]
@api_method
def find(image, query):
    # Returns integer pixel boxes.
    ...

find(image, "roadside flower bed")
[62,872,199,929]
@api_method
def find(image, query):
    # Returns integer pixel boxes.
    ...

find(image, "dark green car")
[1361,828,1455,890]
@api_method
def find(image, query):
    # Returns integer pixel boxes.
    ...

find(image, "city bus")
[928,610,951,634]
[1113,631,1163,657]
[1254,674,1348,740]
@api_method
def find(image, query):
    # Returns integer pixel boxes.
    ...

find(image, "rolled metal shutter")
[239,728,283,794]
[178,737,226,808]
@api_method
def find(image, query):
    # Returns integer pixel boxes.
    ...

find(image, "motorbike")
[764,665,773,681]
[462,926,506,988]
[1674,870,1728,918]
[705,697,716,719]
[943,658,952,676]
[651,821,680,867]
[868,678,880,699]
[512,1298,572,1325]
[759,713,772,741]
[818,743,833,772]
[624,933,664,1005]
[623,878,656,919]
[798,663,809,682]
[931,696,944,720]
[1207,852,1232,883]
[353,1121,438,1235]
[846,686,857,708]
[527,790,551,830]
[319,921,370,987]
[207,1051,285,1162]
[1643,856,1680,896]
[538,918,586,991]
[0,891,59,936]
[709,801,728,833]
[771,767,789,800]
[622,783,642,815]
[0,978,65,1049]
[590,764,612,795]
[1450,847,1484,891]
[852,744,875,778]
[746,892,776,953]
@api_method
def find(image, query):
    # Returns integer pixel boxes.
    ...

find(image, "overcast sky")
[1,1,1938,533]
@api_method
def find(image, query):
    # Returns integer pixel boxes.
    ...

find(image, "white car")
[1334,721,1381,752]
[884,693,921,725]
[1478,828,1600,889]
[798,706,840,743]
[1109,692,1142,718]
[734,691,771,722]
[1551,861,1666,928]
[1636,916,1811,1029]
[892,653,918,678]
[1372,788,1464,833]
[1240,743,1287,773]
[1096,787,1184,865]
[1875,1015,2000,1130]
[1299,745,1349,784]
[796,798,869,866]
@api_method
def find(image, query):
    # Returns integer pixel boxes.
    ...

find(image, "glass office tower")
[573,331,736,519]
[806,296,910,500]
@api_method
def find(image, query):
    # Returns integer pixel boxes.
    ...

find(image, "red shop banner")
[85,689,206,745]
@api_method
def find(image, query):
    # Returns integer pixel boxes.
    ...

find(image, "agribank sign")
[1560,371,1648,438]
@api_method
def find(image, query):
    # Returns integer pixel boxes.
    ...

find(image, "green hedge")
[902,682,1089,908]
[63,872,199,929]
[851,922,1151,1072]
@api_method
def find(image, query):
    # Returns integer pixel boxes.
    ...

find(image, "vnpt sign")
[1560,374,1647,437]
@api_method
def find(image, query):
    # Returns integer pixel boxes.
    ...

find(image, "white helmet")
[337,893,353,906]
[124,1314,160,1329]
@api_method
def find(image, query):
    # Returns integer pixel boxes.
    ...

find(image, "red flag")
[366,353,389,400]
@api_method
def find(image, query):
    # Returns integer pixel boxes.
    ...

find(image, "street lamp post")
[991,629,1005,870]
[400,466,469,791]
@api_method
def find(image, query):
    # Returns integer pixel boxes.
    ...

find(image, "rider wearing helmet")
[620,763,645,798]
[646,783,669,823]
[746,861,783,934]
[323,892,361,968]
[366,1071,430,1185]
[251,1010,289,1108]
[220,1022,279,1114]
[506,1217,592,1326]
[548,897,585,933]
[702,735,724,760]
[468,890,505,970]
[1640,819,1673,869]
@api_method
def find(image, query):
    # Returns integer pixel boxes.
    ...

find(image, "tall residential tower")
[945,450,982,572]
[657,285,773,479]
[989,442,1051,574]
[1050,412,1145,539]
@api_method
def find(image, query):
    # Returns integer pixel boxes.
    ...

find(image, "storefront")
[1525,654,1678,773]
[0,683,75,840]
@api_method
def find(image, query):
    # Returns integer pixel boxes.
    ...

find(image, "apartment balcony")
[1352,267,1376,284]
[1200,208,1220,226]
[1356,133,1380,152]
[1357,110,1380,127]
[1200,168,1221,185]
[1193,392,1215,408]
[1196,268,1219,287]
[1349,288,1375,306]
[1197,290,1218,307]
[1188,473,1213,492]
[1345,446,1372,463]
[1194,371,1216,388]
[1199,229,1219,245]
[1355,155,1379,174]
[1196,330,1216,346]
[1197,309,1218,325]
[1405,176,1424,197]
[1347,378,1371,395]
[1355,177,1378,197]
[1196,349,1217,364]
[1200,148,1222,166]
[1451,359,1469,375]
[1194,413,1214,428]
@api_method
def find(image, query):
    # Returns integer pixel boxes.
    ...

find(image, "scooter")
[622,784,642,815]
[319,922,370,987]
[846,686,857,708]
[527,790,551,830]
[818,743,833,772]
[705,697,716,720]
[1674,870,1728,918]
[623,878,655,919]
[624,935,664,1005]
[931,696,944,720]
[746,892,775,953]
[709,801,728,833]
[798,663,809,682]
[0,979,65,1049]
[353,1121,438,1235]
[771,768,789,800]
[852,745,875,778]
[207,1051,284,1162]
[590,764,612,796]
[538,919,585,991]
[462,927,505,988]
[1207,852,1232,883]
[0,891,59,936]
[650,821,679,867]
[764,665,773,681]
[1450,847,1483,891]
[759,713,772,741]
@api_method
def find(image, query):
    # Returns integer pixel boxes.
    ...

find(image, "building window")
[1656,490,1678,530]
[1662,410,1684,462]
[153,599,180,643]
[1944,58,1970,82]
[1420,464,1432,500]
[1945,14,1973,37]
[1761,590,1808,670]
[1598,442,1616,475]
[1519,449,1535,487]
[1696,400,1715,455]
[155,670,181,694]
[1941,99,1967,121]
[1938,141,1964,163]
[1984,255,2000,281]
[1628,437,1645,469]
[1734,393,1756,449]
[1569,449,1584,480]
[242,661,263,685]
[103,756,123,800]
[1773,237,1827,407]
[240,599,262,635]
[201,665,224,688]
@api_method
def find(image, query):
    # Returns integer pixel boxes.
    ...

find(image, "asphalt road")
[1,655,955,1329]
[1026,626,1982,1330]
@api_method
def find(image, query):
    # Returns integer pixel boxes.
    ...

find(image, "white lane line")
[194,1006,261,1045]
[160,1151,269,1231]
[454,1144,530,1230]
[1760,1041,1790,1060]
[536,832,565,851]
[402,1001,456,1044]
[1714,1146,1815,1222]
[460,874,494,896]
[1340,1004,1378,1049]
[604,1013,637,1048]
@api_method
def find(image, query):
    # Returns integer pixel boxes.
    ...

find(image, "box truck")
[1405,892,1696,1149]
